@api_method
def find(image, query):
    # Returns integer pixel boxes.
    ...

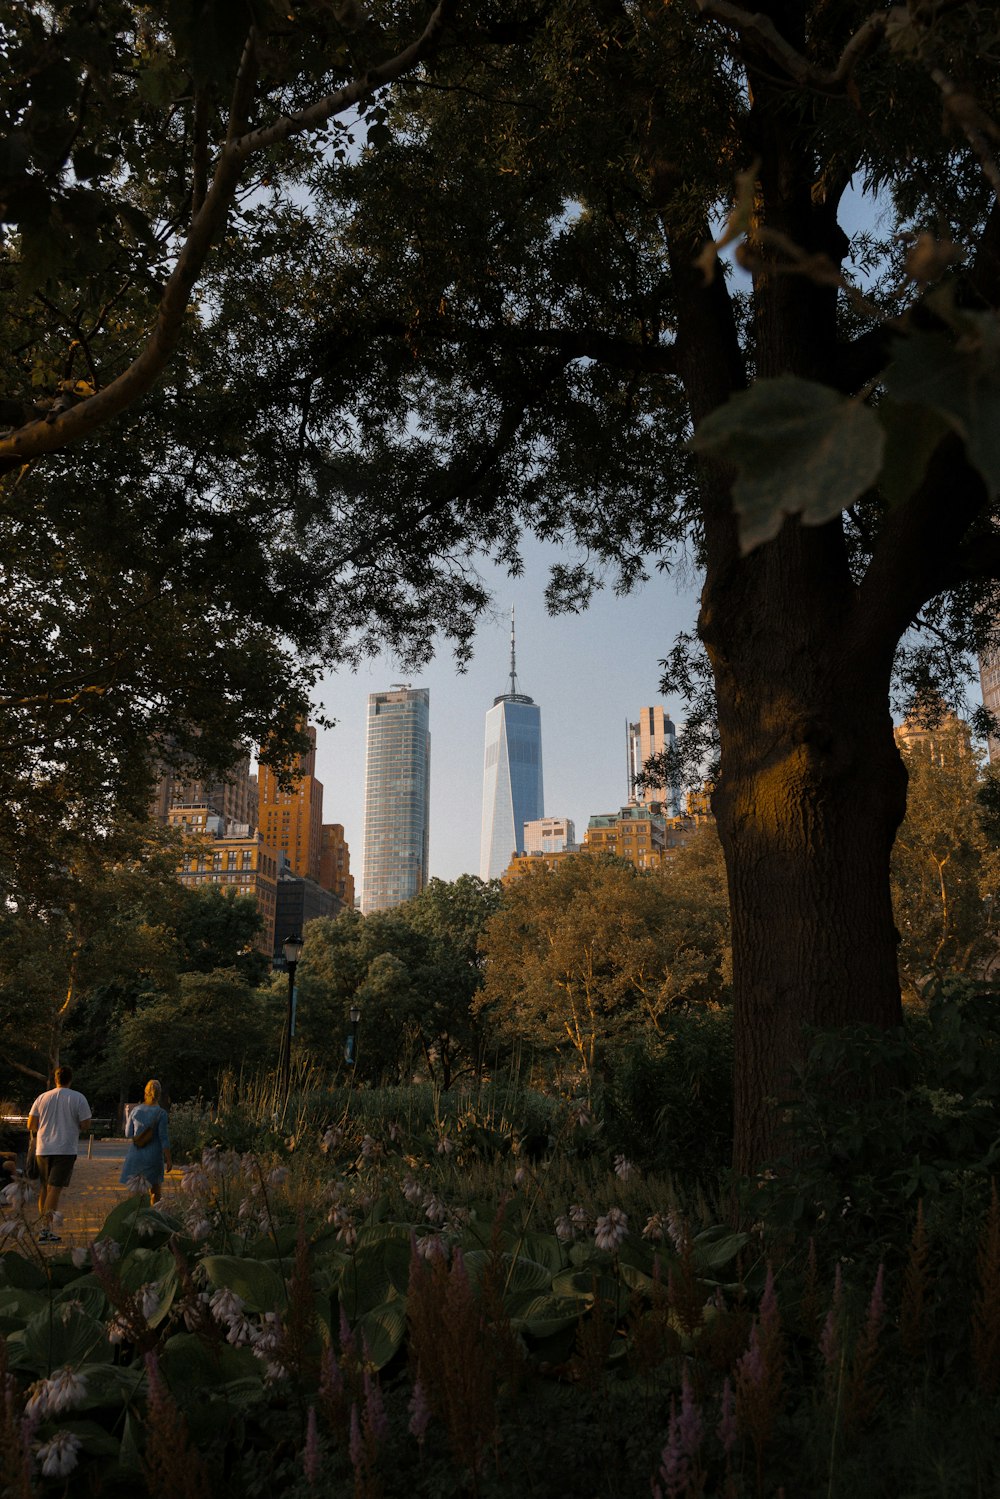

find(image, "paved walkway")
[3,1140,183,1257]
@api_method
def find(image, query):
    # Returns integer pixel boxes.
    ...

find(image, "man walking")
[27,1066,92,1244]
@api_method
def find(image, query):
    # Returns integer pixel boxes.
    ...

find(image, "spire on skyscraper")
[508,605,519,697]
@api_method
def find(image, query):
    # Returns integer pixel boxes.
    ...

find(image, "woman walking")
[120,1079,171,1206]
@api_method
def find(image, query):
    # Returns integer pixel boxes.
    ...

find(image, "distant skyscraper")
[627,707,681,816]
[480,610,544,881]
[257,724,324,884]
[362,687,431,912]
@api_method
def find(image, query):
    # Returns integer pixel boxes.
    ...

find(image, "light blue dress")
[119,1105,169,1189]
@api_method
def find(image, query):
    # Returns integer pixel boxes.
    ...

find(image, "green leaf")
[0,1254,49,1291]
[690,376,885,553]
[159,1332,263,1390]
[462,1251,552,1298]
[691,1227,750,1270]
[199,1255,286,1313]
[338,1239,410,1317]
[884,322,1000,493]
[58,1417,123,1457]
[509,1293,583,1338]
[19,1305,112,1374]
[356,1301,407,1370]
[550,1269,623,1307]
[118,1409,143,1475]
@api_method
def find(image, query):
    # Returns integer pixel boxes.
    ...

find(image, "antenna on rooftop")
[508,605,519,697]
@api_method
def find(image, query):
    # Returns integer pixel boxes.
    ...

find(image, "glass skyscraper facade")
[480,614,543,880]
[362,687,430,913]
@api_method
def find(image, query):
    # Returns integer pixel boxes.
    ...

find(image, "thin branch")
[0,0,456,472]
[333,354,570,572]
[191,86,210,221]
[695,0,890,95]
[931,66,1000,203]
[0,685,108,710]
[226,29,259,146]
[340,313,680,375]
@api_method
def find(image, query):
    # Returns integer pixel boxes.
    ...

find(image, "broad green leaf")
[514,1233,569,1275]
[357,1301,407,1370]
[884,322,1000,494]
[117,1246,176,1294]
[550,1269,623,1307]
[199,1255,286,1313]
[692,1226,750,1270]
[690,375,885,553]
[338,1240,410,1317]
[55,1283,106,1321]
[462,1251,552,1298]
[20,1305,112,1374]
[159,1332,263,1390]
[619,1262,656,1295]
[58,1418,122,1457]
[0,1286,49,1325]
[75,1363,145,1409]
[117,1409,143,1475]
[0,1254,49,1291]
[509,1293,583,1339]
[95,1195,144,1247]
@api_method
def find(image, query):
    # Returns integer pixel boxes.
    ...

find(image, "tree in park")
[6,4,1000,1172]
[891,715,998,995]
[295,876,500,1086]
[476,839,730,1079]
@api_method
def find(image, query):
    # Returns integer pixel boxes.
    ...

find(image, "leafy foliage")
[476,837,731,1078]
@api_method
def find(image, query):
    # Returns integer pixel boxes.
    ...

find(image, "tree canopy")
[295,875,501,1085]
[477,837,730,1077]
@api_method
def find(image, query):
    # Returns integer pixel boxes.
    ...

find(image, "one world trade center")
[480,609,544,880]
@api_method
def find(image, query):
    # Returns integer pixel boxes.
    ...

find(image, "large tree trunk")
[705,529,908,1174]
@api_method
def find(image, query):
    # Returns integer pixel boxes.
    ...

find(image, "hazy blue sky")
[312,541,702,889]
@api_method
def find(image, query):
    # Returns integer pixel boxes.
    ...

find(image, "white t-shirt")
[29,1086,91,1156]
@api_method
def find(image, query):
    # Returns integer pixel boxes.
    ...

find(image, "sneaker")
[38,1229,61,1243]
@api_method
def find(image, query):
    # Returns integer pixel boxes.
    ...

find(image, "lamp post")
[281,934,304,1097]
[345,1004,361,1068]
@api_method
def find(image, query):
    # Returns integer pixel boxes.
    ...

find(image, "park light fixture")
[345,1004,361,1066]
[283,933,305,967]
[280,933,304,1096]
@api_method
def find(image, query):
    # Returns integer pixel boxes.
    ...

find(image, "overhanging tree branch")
[0,0,455,473]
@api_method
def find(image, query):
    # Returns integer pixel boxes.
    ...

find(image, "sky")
[311,540,702,890]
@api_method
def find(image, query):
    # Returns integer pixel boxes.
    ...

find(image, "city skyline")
[311,541,704,891]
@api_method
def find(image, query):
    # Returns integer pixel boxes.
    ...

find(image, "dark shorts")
[38,1155,76,1189]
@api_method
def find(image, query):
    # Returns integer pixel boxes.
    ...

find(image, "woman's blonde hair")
[144,1079,162,1104]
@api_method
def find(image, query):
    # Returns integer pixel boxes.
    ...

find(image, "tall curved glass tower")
[480,611,543,880]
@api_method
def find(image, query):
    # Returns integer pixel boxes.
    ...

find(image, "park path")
[3,1139,183,1257]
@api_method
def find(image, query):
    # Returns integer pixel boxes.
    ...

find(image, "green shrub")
[601,1007,734,1178]
[752,978,1000,1284]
